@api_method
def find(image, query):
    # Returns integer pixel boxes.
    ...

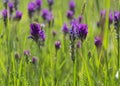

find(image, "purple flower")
[41,9,49,20]
[77,24,88,41]
[28,2,36,18]
[2,9,7,19]
[55,41,61,50]
[109,12,113,25]
[94,36,102,48]
[114,11,120,22]
[78,15,83,23]
[39,30,46,41]
[66,10,74,20]
[8,2,14,15]
[69,0,75,13]
[30,23,40,37]
[14,11,22,21]
[24,50,31,56]
[47,0,54,6]
[62,23,69,34]
[35,0,42,12]
[2,9,8,26]
[31,57,37,64]
[100,10,106,18]
[76,41,81,48]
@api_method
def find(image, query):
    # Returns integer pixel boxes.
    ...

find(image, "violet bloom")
[46,12,54,27]
[35,0,42,12]
[66,10,74,20]
[2,9,7,19]
[30,23,40,38]
[28,2,36,19]
[77,24,88,41]
[114,11,120,27]
[24,50,31,56]
[39,30,46,41]
[100,10,106,18]
[76,41,81,48]
[2,9,8,26]
[14,11,22,21]
[29,23,46,46]
[69,0,75,13]
[55,41,61,50]
[41,9,49,20]
[47,0,54,11]
[8,2,14,15]
[62,23,69,35]
[109,12,113,25]
[31,57,37,64]
[94,36,102,48]
[78,15,83,23]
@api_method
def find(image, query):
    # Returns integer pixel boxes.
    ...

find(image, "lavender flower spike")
[94,36,102,48]
[14,11,22,21]
[35,0,42,12]
[55,41,61,50]
[62,23,69,35]
[8,2,14,16]
[69,0,75,14]
[28,2,36,19]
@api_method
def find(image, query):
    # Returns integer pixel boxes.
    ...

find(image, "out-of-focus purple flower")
[78,15,83,23]
[47,0,54,11]
[114,11,120,23]
[31,57,37,64]
[24,50,31,56]
[46,12,54,27]
[77,24,88,41]
[39,30,46,41]
[35,0,42,12]
[2,9,7,18]
[52,30,56,37]
[69,24,77,41]
[8,2,14,15]
[66,10,74,20]
[29,23,46,45]
[28,2,36,19]
[55,41,61,50]
[2,9,8,26]
[69,0,75,13]
[41,9,49,20]
[94,36,102,48]
[62,23,69,35]
[14,11,22,21]
[47,0,54,6]
[30,23,40,37]
[100,10,106,18]
[76,41,81,48]
[109,12,113,25]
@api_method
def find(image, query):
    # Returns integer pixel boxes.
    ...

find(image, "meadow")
[0,0,120,86]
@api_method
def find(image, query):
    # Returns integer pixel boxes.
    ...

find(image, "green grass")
[0,0,120,86]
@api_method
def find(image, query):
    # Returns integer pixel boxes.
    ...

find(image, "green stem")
[73,59,77,86]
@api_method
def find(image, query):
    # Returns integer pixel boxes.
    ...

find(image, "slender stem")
[54,49,57,86]
[73,59,77,86]
[117,24,119,69]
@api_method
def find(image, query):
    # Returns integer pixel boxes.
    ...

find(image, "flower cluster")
[47,0,54,11]
[66,0,75,20]
[41,9,54,27]
[29,23,46,47]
